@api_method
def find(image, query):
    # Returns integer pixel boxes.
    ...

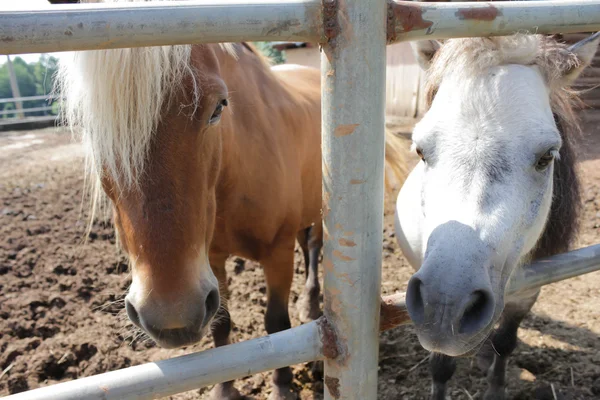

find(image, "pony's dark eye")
[536,150,556,172]
[416,148,425,162]
[209,99,228,125]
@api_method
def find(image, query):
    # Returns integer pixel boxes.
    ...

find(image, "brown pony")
[54,1,409,398]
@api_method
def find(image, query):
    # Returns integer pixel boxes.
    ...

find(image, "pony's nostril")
[125,299,140,327]
[406,276,426,325]
[458,290,494,335]
[204,289,220,323]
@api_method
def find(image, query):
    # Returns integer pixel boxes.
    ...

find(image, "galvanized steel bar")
[4,320,325,400]
[0,95,57,104]
[379,244,600,331]
[0,115,58,127]
[507,244,600,294]
[0,106,54,116]
[321,0,387,397]
[2,1,600,55]
[388,0,600,43]
[0,0,322,55]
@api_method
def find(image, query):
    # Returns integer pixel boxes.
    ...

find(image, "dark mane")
[532,108,582,259]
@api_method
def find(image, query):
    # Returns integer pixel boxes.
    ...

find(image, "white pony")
[395,33,599,399]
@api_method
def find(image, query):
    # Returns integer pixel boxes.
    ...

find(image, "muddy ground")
[1,112,599,399]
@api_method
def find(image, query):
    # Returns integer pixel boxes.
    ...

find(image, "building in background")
[269,41,427,120]
[269,34,600,120]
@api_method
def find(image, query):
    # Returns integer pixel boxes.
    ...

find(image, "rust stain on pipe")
[387,2,433,43]
[337,272,356,287]
[323,258,334,271]
[333,249,355,261]
[317,317,340,360]
[334,123,360,137]
[456,5,500,21]
[325,375,341,399]
[323,0,339,42]
[350,179,365,184]
[338,238,356,247]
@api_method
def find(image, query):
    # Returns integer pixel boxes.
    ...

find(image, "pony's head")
[56,0,239,348]
[395,33,598,356]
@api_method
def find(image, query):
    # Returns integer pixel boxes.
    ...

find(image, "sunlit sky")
[2,0,69,64]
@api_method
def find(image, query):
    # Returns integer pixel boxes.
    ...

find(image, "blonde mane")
[56,0,242,190]
[425,35,580,112]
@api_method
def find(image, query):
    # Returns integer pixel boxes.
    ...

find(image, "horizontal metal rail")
[0,106,54,116]
[5,245,599,399]
[0,95,57,104]
[0,0,323,55]
[380,244,600,331]
[2,1,600,55]
[388,0,600,43]
[0,115,57,127]
[507,243,600,293]
[4,320,326,400]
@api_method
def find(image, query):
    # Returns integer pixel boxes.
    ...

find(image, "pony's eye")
[416,148,425,162]
[209,99,228,125]
[536,150,556,172]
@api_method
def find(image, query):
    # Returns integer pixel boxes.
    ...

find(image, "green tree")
[0,55,59,118]
[6,57,37,97]
[34,55,59,96]
[252,42,286,65]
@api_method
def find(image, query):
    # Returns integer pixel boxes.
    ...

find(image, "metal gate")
[2,1,600,399]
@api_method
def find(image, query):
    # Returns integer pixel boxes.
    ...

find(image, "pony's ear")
[411,40,441,70]
[562,32,600,85]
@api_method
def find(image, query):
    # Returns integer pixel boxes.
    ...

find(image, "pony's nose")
[454,289,494,335]
[125,288,220,349]
[405,275,427,325]
[406,272,495,355]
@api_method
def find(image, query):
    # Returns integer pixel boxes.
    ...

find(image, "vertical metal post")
[6,55,25,119]
[321,0,386,397]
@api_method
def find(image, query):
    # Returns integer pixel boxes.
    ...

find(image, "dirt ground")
[1,111,599,400]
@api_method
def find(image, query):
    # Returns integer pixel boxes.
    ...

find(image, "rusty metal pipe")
[0,0,323,55]
[388,0,600,43]
[4,1,600,56]
[320,0,387,397]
